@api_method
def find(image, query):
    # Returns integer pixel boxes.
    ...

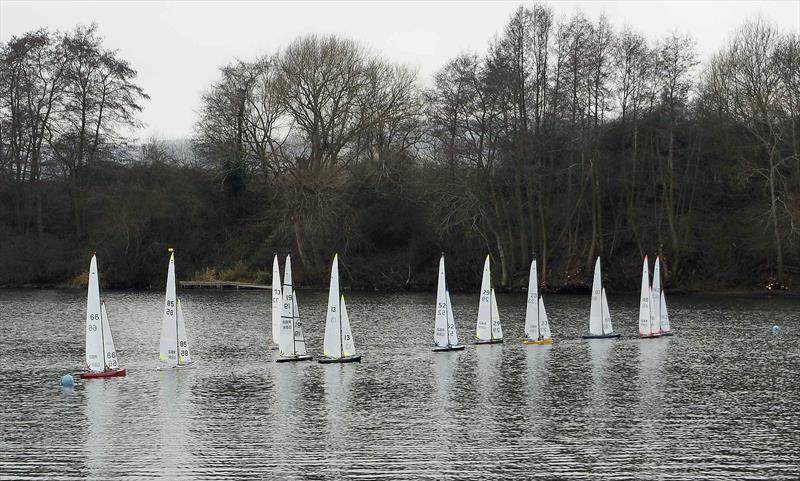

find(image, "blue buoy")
[772,325,781,335]
[61,374,74,387]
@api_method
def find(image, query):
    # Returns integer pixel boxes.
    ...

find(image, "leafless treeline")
[1,7,798,289]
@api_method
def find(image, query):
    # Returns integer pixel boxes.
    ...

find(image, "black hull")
[662,331,674,336]
[582,333,621,339]
[318,355,362,364]
[433,345,466,352]
[475,339,504,345]
[275,355,314,363]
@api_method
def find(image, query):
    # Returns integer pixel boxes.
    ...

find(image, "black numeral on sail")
[89,313,99,321]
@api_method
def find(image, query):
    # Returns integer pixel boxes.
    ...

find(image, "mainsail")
[158,251,179,367]
[524,259,540,340]
[638,256,653,336]
[588,257,604,336]
[85,255,104,372]
[271,255,282,346]
[475,255,492,341]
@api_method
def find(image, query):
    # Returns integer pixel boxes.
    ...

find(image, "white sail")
[446,290,459,346]
[176,299,191,365]
[271,255,282,346]
[159,251,178,366]
[100,301,119,370]
[638,256,652,336]
[85,255,104,372]
[524,259,540,341]
[292,290,308,356]
[660,290,671,333]
[589,257,603,336]
[475,255,492,340]
[434,256,449,347]
[278,255,295,356]
[490,288,503,340]
[340,296,355,357]
[324,254,343,358]
[538,297,551,340]
[650,256,662,334]
[601,287,614,334]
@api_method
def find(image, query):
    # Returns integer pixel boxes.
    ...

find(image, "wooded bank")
[2,7,798,292]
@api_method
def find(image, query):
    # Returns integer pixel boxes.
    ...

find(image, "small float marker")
[61,374,74,388]
[772,325,781,335]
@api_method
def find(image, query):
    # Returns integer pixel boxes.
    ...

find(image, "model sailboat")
[582,257,620,339]
[433,255,465,352]
[475,255,503,344]
[639,256,662,338]
[158,249,195,369]
[654,256,673,336]
[270,254,281,350]
[320,254,362,363]
[81,254,126,379]
[276,254,313,362]
[523,258,553,345]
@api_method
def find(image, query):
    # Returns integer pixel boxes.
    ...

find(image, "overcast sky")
[2,0,799,140]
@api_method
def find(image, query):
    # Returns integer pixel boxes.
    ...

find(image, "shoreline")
[2,283,798,297]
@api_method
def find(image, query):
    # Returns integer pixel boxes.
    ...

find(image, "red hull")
[80,368,127,379]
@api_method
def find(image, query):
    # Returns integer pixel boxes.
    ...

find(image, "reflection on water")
[0,289,799,480]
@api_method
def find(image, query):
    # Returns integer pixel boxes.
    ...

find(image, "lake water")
[0,289,798,480]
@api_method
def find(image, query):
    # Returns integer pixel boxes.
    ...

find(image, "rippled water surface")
[0,289,798,480]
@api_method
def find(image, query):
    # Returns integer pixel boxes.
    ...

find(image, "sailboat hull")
[275,354,314,363]
[80,368,126,379]
[157,362,197,370]
[582,333,621,339]
[640,333,663,339]
[661,331,674,337]
[318,355,362,364]
[433,345,466,352]
[523,338,553,345]
[474,338,503,345]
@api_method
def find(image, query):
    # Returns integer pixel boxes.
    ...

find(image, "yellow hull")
[523,338,553,345]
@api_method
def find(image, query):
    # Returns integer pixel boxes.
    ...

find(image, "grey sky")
[2,0,799,140]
